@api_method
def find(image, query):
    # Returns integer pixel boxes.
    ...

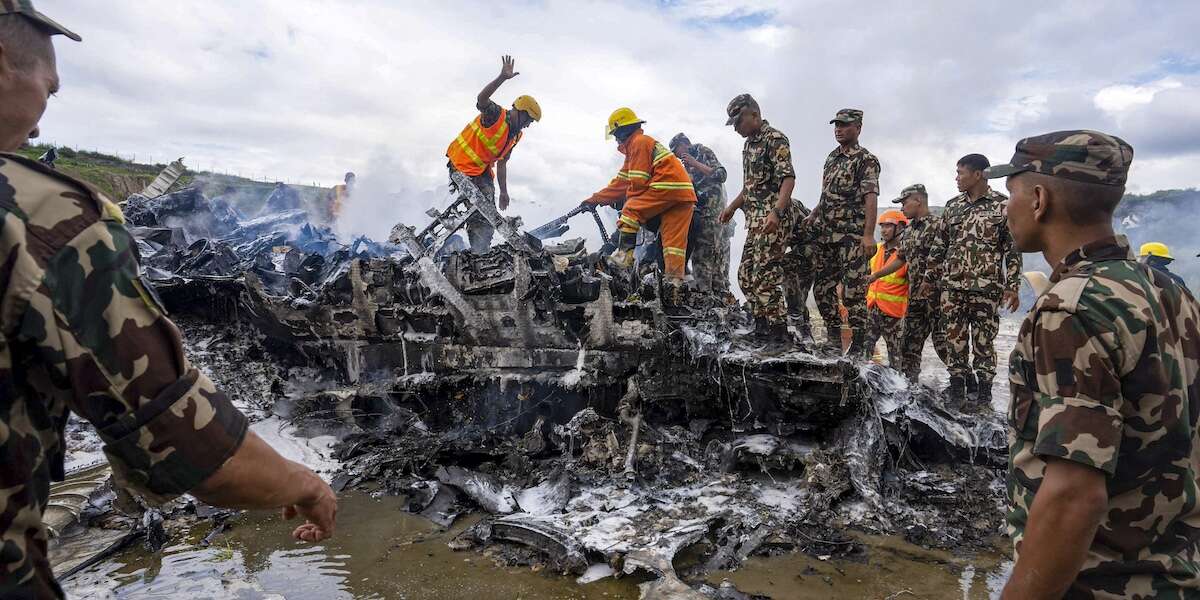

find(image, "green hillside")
[13,144,331,216]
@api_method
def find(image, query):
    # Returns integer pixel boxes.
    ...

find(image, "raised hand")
[500,55,519,80]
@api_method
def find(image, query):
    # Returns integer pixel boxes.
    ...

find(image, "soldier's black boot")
[819,326,842,356]
[661,280,689,316]
[848,330,871,361]
[943,375,967,411]
[742,316,770,344]
[765,322,794,353]
[964,372,979,396]
[975,375,993,411]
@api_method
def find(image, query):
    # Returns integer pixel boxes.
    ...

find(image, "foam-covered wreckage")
[121,175,1008,597]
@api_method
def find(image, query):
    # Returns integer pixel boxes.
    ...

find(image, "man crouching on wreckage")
[0,4,337,597]
[582,108,697,312]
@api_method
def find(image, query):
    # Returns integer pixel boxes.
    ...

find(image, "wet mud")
[63,491,1010,600]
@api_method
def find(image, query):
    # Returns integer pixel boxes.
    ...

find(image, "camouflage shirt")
[681,143,727,208]
[1007,236,1200,597]
[741,121,795,213]
[895,214,939,296]
[813,143,880,235]
[926,188,1021,296]
[0,153,249,598]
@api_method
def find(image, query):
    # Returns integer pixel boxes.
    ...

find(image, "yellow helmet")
[606,107,644,138]
[513,95,541,122]
[1140,242,1173,259]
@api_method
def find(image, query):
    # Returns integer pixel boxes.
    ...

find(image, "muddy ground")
[55,314,1018,600]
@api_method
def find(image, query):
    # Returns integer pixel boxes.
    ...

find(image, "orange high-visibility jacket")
[867,243,908,318]
[331,184,349,219]
[447,108,522,177]
[586,130,696,210]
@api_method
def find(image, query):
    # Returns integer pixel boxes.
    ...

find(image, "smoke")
[1011,188,1200,315]
[1115,189,1200,290]
[334,149,447,242]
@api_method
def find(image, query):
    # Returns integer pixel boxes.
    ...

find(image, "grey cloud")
[34,0,1200,243]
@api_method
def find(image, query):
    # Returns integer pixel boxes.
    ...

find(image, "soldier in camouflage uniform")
[784,201,814,340]
[719,94,796,345]
[670,133,730,296]
[802,109,880,355]
[995,130,1200,598]
[0,6,336,597]
[925,154,1021,407]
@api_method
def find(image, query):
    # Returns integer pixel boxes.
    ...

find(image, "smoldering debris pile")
[117,180,1008,598]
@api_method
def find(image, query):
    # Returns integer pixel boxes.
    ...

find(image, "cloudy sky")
[36,0,1200,249]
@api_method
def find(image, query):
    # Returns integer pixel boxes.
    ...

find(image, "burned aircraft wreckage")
[103,171,1009,595]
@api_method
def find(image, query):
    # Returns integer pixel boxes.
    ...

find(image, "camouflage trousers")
[737,205,789,323]
[811,237,870,345]
[688,194,732,295]
[783,247,814,337]
[899,296,951,382]
[865,309,903,368]
[449,167,496,254]
[940,289,1001,382]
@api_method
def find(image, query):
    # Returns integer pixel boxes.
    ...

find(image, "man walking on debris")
[996,130,1200,599]
[446,55,541,254]
[719,94,795,346]
[871,184,951,383]
[803,109,880,356]
[670,133,731,297]
[330,171,354,222]
[0,6,337,597]
[926,154,1021,408]
[864,210,909,365]
[784,201,815,342]
[584,108,696,308]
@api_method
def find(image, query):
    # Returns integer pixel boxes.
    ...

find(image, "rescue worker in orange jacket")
[446,55,542,254]
[584,108,697,305]
[864,209,909,365]
[330,171,354,222]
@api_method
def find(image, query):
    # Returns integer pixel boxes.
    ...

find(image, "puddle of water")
[708,534,1012,600]
[63,490,642,599]
[62,490,1013,599]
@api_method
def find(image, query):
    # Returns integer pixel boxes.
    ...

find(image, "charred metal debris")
[124,176,1008,596]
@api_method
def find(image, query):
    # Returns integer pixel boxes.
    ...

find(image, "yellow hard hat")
[606,107,644,138]
[1139,242,1173,260]
[513,95,541,122]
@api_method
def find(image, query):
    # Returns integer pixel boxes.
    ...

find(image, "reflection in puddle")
[63,491,1012,599]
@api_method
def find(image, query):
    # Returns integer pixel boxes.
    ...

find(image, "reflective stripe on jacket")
[586,130,697,212]
[867,242,908,318]
[447,108,522,177]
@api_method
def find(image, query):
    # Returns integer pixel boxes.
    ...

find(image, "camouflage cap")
[0,0,81,41]
[830,108,863,124]
[984,130,1134,186]
[669,133,691,150]
[725,93,758,126]
[891,183,927,204]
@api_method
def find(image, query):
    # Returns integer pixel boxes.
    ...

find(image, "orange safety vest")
[447,108,522,177]
[867,243,908,318]
[331,184,349,219]
[587,130,697,214]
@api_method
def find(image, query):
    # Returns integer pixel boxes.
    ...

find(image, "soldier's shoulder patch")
[765,128,789,143]
[1036,270,1092,314]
